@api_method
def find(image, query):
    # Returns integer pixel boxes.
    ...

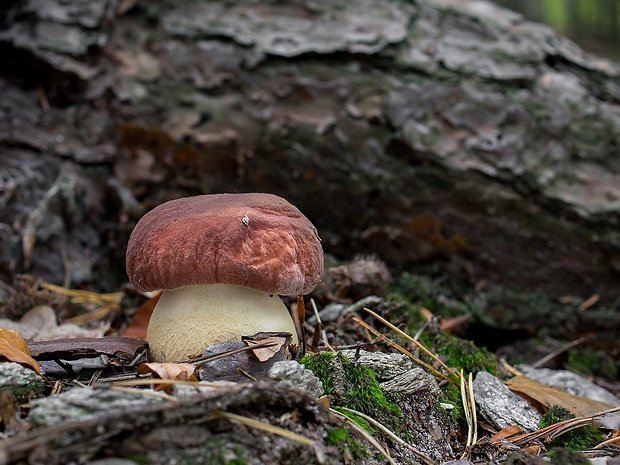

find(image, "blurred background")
[492,0,620,61]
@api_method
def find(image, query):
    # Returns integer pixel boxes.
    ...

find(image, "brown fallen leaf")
[245,335,288,362]
[490,425,525,442]
[138,362,197,393]
[440,314,472,333]
[506,375,615,417]
[0,329,41,374]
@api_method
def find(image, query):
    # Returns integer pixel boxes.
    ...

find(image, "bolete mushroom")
[125,193,323,362]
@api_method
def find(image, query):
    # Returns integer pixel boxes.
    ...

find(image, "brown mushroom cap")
[126,193,323,296]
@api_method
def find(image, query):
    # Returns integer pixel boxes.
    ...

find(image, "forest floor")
[1,255,619,464]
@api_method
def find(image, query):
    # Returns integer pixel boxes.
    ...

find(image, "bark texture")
[1,0,619,299]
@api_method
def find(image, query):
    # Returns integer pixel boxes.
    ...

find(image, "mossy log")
[0,0,619,300]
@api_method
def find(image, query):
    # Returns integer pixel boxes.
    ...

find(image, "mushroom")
[125,193,323,362]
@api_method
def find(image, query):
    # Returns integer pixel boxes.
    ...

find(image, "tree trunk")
[1,0,619,300]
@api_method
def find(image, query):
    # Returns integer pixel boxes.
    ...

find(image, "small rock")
[380,366,441,397]
[198,334,291,383]
[473,371,541,432]
[265,360,324,397]
[340,349,414,380]
[0,362,43,402]
[518,365,620,406]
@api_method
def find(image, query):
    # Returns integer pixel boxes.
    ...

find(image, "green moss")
[389,272,486,324]
[300,352,404,439]
[344,361,402,419]
[299,351,337,395]
[301,352,401,418]
[224,456,246,465]
[540,406,603,450]
[436,336,497,376]
[481,285,559,329]
[327,426,369,460]
[328,426,350,443]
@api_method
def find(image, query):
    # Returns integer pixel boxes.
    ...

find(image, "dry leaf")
[490,425,525,442]
[138,361,197,394]
[138,362,197,381]
[0,329,41,374]
[522,444,542,455]
[506,375,615,417]
[245,336,287,362]
[0,390,30,435]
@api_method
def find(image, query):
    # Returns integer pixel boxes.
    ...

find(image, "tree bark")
[1,0,619,300]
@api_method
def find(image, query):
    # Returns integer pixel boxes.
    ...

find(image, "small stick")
[310,298,334,351]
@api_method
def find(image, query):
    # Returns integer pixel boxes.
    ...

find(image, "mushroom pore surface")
[147,283,298,362]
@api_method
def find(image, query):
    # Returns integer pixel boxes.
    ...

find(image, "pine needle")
[39,281,123,304]
[363,308,461,384]
[39,281,123,324]
[460,370,477,458]
[352,315,458,387]
[108,378,229,389]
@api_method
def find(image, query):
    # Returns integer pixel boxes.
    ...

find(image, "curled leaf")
[138,362,197,380]
[0,329,41,374]
[245,336,288,362]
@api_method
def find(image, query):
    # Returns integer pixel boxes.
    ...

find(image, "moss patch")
[540,406,603,450]
[300,351,338,395]
[435,336,497,375]
[301,352,401,418]
[327,426,369,460]
[300,352,403,437]
[438,382,465,423]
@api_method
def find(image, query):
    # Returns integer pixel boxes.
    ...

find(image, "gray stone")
[340,349,414,381]
[0,362,43,402]
[380,366,441,397]
[265,360,324,398]
[473,371,541,432]
[518,365,620,407]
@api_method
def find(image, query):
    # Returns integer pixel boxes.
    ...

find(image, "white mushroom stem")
[146,283,298,362]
